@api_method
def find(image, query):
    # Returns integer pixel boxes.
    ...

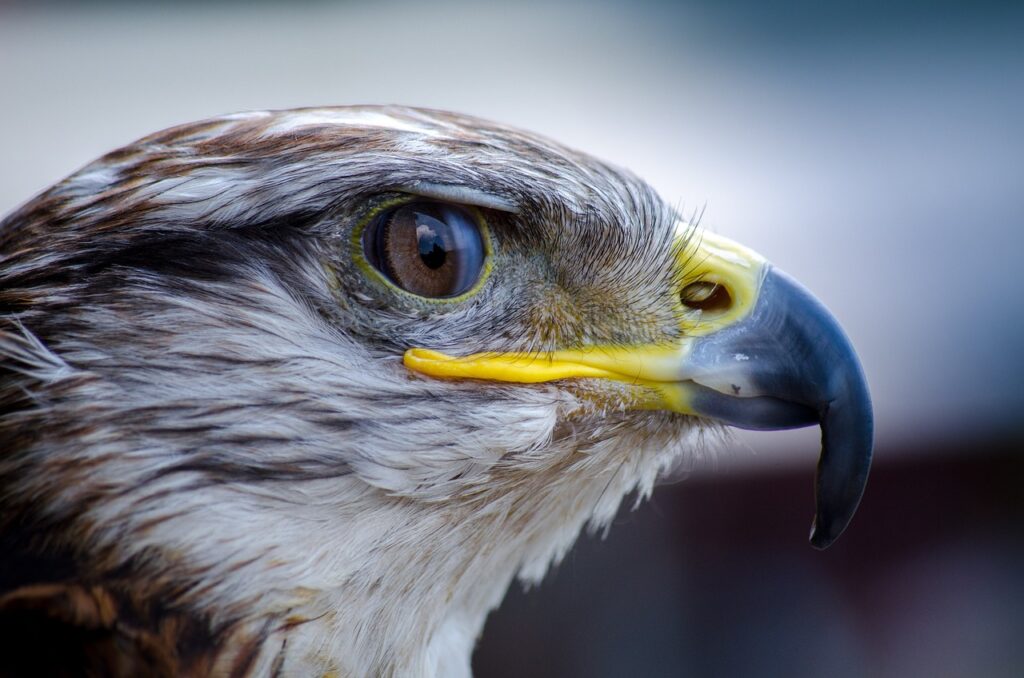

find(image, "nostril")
[680,281,733,312]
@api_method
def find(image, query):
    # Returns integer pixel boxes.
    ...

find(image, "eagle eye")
[361,201,488,299]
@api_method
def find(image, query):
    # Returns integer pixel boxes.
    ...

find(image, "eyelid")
[396,182,519,214]
[350,197,495,306]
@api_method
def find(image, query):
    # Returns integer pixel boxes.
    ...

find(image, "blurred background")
[1,1,1021,675]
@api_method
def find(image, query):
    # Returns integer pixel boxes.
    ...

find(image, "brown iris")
[362,201,486,298]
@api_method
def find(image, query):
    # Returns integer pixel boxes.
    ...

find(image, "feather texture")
[0,107,707,676]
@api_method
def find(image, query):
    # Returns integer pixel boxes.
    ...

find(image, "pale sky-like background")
[1,0,1021,470]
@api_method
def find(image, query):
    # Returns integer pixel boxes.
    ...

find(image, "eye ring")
[354,199,493,301]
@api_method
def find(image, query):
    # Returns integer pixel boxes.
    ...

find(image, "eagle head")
[0,107,871,676]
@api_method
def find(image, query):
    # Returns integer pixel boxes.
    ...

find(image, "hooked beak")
[403,230,873,549]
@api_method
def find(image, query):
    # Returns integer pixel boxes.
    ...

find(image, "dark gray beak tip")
[809,522,834,550]
[757,269,875,550]
[808,362,874,550]
[808,442,874,550]
[808,452,873,550]
[807,486,868,548]
[809,518,844,550]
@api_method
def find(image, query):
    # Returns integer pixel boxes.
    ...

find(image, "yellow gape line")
[403,347,705,415]
[404,348,630,384]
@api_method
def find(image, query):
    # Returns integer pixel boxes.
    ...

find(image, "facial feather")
[0,106,705,676]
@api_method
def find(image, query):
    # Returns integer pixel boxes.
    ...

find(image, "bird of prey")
[0,107,872,676]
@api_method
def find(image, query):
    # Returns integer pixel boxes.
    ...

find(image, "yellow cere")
[676,227,767,337]
[402,229,770,415]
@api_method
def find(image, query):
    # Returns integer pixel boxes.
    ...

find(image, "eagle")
[0,107,872,677]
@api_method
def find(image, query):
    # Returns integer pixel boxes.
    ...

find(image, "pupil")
[416,222,448,269]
